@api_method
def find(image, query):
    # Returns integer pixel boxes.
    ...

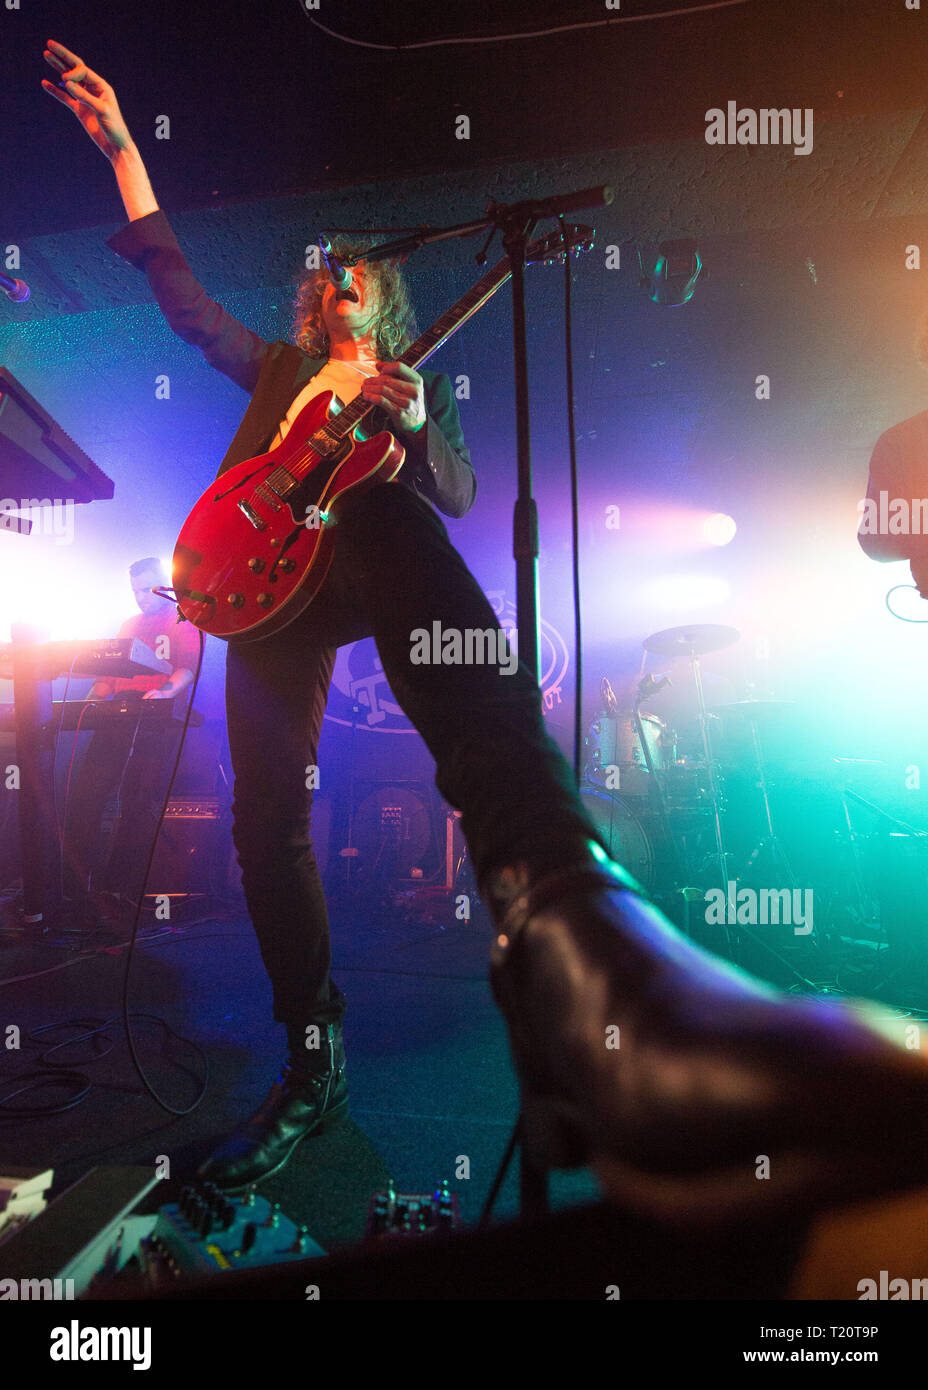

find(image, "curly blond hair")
[292,237,416,361]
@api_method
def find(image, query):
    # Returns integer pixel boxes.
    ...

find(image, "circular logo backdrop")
[324,589,570,733]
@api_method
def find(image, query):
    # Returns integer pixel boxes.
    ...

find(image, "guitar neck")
[328,254,514,441]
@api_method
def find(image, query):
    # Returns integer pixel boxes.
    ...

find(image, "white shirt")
[268,359,378,451]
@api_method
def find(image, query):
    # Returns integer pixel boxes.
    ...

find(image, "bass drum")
[580,786,656,892]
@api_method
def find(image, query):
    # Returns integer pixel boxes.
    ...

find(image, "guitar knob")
[247,557,265,573]
[256,593,274,608]
[227,593,245,608]
[278,558,296,573]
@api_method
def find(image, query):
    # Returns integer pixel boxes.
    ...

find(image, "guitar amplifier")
[146,797,227,898]
[163,798,222,819]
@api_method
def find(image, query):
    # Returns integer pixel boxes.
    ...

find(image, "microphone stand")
[345,187,612,702]
[343,184,614,1220]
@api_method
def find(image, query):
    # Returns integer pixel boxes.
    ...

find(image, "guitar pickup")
[238,499,267,530]
[308,428,343,458]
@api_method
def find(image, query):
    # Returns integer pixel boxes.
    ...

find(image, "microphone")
[318,235,353,294]
[0,272,30,303]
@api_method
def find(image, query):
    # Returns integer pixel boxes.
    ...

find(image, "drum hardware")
[631,676,692,888]
[639,628,819,986]
[840,787,928,996]
[832,762,885,924]
[643,625,738,917]
[663,758,707,806]
[714,701,798,890]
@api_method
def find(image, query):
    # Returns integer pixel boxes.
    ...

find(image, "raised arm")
[42,40,157,221]
[42,41,268,393]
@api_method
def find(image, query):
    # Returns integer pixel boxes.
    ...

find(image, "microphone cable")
[560,213,584,786]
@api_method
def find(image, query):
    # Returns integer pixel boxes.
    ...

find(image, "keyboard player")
[64,557,199,920]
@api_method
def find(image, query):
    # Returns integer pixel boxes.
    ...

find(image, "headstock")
[525,223,596,266]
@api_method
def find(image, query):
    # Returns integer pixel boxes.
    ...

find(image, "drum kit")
[582,620,928,998]
[581,623,810,965]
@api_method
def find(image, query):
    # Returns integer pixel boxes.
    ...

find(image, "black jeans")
[225,483,604,1027]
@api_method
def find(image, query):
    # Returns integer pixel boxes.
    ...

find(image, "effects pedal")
[365,1179,460,1239]
[139,1182,325,1285]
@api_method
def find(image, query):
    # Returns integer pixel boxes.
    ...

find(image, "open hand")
[41,40,133,162]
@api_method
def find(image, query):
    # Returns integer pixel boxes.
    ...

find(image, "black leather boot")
[483,847,928,1225]
[196,1022,348,1193]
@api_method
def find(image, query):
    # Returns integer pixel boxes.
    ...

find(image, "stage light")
[640,572,731,612]
[702,513,737,547]
[640,238,703,307]
[0,541,127,643]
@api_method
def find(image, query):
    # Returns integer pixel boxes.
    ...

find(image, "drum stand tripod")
[643,627,736,951]
[642,626,816,986]
[740,712,797,886]
[630,691,693,888]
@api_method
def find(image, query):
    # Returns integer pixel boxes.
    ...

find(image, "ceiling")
[4,0,928,236]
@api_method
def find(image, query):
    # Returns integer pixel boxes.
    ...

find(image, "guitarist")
[42,42,602,1189]
[42,41,928,1238]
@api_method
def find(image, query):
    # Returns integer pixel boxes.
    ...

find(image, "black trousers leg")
[333,485,605,885]
[223,482,605,1029]
[225,612,347,1027]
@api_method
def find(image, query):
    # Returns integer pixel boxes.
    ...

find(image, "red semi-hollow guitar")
[172,224,593,642]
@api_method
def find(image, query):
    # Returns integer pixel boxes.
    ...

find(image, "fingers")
[61,80,106,113]
[361,377,425,431]
[40,79,80,113]
[377,361,419,382]
[366,362,421,405]
[44,42,110,96]
[44,39,82,71]
[362,380,415,410]
[67,68,109,98]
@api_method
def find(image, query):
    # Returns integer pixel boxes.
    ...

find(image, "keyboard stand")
[9,624,60,927]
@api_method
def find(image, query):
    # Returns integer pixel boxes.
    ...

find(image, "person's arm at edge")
[858,429,924,563]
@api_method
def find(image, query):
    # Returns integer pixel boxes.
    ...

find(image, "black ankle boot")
[483,850,928,1224]
[197,1022,348,1193]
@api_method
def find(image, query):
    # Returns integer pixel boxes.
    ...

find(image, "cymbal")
[643,624,740,658]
